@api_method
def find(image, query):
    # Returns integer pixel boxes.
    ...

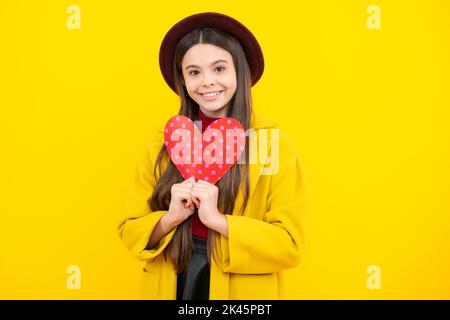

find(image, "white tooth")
[203,91,221,97]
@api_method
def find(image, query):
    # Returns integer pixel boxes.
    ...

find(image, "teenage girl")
[118,12,308,300]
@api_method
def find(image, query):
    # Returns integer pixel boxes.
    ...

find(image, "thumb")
[182,176,195,184]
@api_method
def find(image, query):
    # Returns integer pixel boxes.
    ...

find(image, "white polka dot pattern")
[164,115,246,184]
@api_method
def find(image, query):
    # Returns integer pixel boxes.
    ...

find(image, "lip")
[199,90,224,101]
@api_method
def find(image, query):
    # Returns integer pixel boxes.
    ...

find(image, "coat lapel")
[234,112,277,215]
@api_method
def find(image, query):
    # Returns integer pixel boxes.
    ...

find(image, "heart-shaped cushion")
[164,115,246,184]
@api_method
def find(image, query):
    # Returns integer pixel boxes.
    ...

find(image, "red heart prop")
[164,115,246,184]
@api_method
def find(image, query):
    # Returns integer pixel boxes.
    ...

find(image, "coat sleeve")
[117,134,176,261]
[219,144,308,274]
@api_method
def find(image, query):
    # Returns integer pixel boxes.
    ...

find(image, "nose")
[201,72,216,87]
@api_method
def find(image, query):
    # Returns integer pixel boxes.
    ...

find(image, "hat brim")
[159,12,264,93]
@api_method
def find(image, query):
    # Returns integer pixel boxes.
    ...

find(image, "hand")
[191,179,222,227]
[167,176,196,224]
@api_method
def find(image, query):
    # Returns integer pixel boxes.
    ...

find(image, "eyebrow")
[185,59,229,70]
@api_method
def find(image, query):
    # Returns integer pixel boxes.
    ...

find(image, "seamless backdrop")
[1,0,449,299]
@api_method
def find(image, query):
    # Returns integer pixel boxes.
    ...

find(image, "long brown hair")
[149,27,252,274]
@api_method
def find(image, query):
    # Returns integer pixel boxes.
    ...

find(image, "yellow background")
[1,0,449,299]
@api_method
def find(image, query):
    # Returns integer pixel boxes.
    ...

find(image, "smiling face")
[181,43,237,118]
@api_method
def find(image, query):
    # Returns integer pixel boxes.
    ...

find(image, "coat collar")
[250,111,277,130]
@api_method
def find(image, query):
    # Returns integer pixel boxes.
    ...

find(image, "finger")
[185,197,193,208]
[182,176,195,184]
[191,188,206,197]
[175,191,193,201]
[191,192,200,207]
[183,196,193,208]
[176,180,195,189]
[184,201,195,210]
[193,184,211,190]
[176,183,194,191]
[192,185,213,193]
[178,179,195,187]
[192,190,207,200]
[183,198,195,210]
[196,179,212,185]
[172,185,192,194]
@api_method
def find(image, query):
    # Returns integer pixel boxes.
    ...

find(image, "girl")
[117,12,308,300]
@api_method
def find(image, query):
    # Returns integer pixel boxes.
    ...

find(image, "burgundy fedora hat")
[159,12,264,93]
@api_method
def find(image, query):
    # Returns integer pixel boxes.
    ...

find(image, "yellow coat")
[117,113,308,299]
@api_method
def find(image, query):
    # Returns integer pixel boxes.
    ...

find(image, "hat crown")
[159,12,264,94]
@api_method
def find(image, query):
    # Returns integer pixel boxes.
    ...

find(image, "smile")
[199,90,224,101]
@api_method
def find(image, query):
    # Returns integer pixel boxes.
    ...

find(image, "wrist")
[161,212,180,232]
[205,210,223,229]
[207,213,228,237]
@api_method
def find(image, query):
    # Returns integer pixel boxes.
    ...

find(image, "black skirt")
[176,236,210,300]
